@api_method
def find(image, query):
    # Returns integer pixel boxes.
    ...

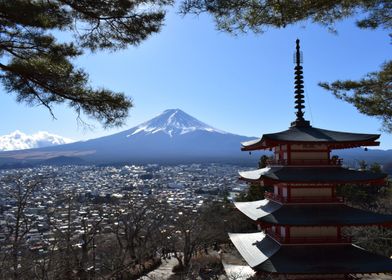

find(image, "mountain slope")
[0,109,259,165]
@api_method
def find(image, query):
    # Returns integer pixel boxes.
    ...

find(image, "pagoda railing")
[265,192,344,203]
[266,229,352,244]
[283,275,359,280]
[267,158,343,166]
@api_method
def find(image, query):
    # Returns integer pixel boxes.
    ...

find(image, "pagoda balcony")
[267,158,343,166]
[265,192,344,204]
[266,228,352,244]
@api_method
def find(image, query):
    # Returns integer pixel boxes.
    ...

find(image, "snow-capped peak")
[128,109,227,137]
[0,130,74,151]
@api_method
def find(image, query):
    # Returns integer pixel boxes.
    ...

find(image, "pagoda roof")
[229,232,392,274]
[239,166,387,184]
[241,125,380,151]
[234,199,392,226]
[229,232,280,267]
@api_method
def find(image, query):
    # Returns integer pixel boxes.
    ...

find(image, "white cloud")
[0,130,74,151]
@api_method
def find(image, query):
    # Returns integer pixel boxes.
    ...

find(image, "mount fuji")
[0,109,260,166]
[126,109,228,137]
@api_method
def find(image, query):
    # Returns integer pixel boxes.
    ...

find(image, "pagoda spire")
[291,39,310,127]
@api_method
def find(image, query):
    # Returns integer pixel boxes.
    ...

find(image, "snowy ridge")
[127,109,228,137]
[0,130,74,151]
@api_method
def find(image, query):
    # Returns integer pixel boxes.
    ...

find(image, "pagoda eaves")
[239,166,387,185]
[234,199,392,226]
[230,232,392,274]
[242,126,380,151]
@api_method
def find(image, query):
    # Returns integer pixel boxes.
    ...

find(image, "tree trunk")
[80,243,89,280]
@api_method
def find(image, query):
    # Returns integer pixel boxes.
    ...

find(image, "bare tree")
[45,194,104,280]
[103,197,168,278]
[167,208,213,272]
[0,173,46,279]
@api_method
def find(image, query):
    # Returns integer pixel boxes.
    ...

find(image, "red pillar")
[285,226,290,243]
[287,144,291,165]
[337,225,341,241]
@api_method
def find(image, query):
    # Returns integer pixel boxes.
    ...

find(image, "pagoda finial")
[291,39,310,127]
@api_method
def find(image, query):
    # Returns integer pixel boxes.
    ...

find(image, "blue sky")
[1,8,391,149]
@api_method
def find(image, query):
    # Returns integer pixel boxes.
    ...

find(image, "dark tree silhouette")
[0,174,46,279]
[319,61,392,132]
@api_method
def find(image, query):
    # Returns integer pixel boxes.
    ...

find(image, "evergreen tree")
[0,0,172,127]
[236,155,273,202]
[258,154,271,169]
[319,61,392,132]
[338,160,387,209]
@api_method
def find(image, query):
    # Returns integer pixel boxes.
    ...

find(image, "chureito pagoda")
[229,39,392,280]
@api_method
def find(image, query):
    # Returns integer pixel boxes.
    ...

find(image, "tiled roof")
[234,199,392,225]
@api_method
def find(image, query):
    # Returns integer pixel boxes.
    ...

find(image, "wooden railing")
[264,192,344,203]
[264,192,286,202]
[267,158,343,166]
[266,228,352,244]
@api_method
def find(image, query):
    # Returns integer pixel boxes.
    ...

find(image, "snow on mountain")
[128,109,228,137]
[0,130,74,151]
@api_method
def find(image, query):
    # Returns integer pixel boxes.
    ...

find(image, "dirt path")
[139,258,177,280]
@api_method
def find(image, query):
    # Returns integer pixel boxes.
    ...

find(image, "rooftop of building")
[239,166,387,184]
[241,126,380,151]
[229,232,392,274]
[234,199,392,226]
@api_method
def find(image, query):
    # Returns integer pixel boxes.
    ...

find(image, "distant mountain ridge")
[0,109,391,172]
[0,109,259,166]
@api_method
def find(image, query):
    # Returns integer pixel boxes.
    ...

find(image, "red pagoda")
[229,40,392,280]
